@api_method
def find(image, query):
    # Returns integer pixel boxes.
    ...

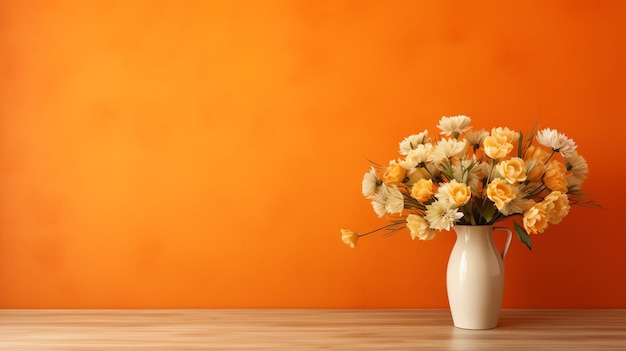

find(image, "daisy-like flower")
[385,185,405,214]
[564,152,589,180]
[451,157,483,191]
[566,174,584,194]
[362,167,381,198]
[425,200,464,231]
[437,115,472,137]
[399,131,430,155]
[370,187,388,217]
[431,138,468,164]
[400,143,434,169]
[465,129,489,150]
[536,128,577,157]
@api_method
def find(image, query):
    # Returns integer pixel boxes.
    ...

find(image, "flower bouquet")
[341,115,594,250]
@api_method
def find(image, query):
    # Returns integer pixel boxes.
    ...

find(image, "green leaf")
[514,221,532,251]
[480,200,496,223]
[517,132,524,158]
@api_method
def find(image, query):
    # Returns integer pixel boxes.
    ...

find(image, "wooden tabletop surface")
[0,309,624,350]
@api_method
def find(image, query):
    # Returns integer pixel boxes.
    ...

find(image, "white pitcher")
[446,225,512,329]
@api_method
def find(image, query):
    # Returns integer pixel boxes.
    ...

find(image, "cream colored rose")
[411,179,435,203]
[486,178,517,210]
[523,203,549,234]
[491,127,519,144]
[542,191,570,224]
[524,145,549,182]
[383,160,407,185]
[483,134,514,159]
[406,214,436,240]
[436,180,471,207]
[543,160,568,193]
[341,229,359,248]
[495,157,527,184]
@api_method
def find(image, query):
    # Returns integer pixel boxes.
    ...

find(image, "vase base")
[453,324,498,330]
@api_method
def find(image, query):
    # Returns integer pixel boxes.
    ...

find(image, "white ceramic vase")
[446,225,512,330]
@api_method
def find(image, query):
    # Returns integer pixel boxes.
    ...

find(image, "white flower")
[500,188,536,216]
[370,187,388,217]
[536,128,577,157]
[565,152,588,180]
[400,143,434,169]
[437,115,472,137]
[566,174,584,194]
[465,130,489,148]
[370,185,404,217]
[431,138,467,163]
[451,157,483,191]
[399,131,430,155]
[361,167,380,198]
[425,201,464,231]
[385,185,405,214]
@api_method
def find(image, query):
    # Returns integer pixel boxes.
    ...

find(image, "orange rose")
[495,157,527,184]
[523,203,549,234]
[486,178,516,210]
[383,161,406,185]
[411,179,435,203]
[524,145,549,182]
[543,160,568,193]
[542,191,570,224]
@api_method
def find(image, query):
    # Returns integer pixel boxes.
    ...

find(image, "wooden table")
[0,309,624,350]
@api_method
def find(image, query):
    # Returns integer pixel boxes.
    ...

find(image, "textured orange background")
[1,1,625,308]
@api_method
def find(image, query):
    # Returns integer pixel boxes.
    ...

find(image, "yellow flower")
[495,157,527,184]
[383,160,407,185]
[436,180,471,207]
[486,178,517,210]
[483,134,513,159]
[542,191,570,224]
[524,145,548,182]
[523,203,549,234]
[406,214,436,240]
[492,127,519,144]
[543,160,568,193]
[340,229,359,248]
[411,179,435,203]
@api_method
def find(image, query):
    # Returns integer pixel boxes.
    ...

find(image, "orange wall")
[1,1,625,308]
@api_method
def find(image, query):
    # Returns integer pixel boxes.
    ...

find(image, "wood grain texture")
[0,309,625,350]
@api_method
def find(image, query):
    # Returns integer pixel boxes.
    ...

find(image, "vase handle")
[493,227,512,259]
